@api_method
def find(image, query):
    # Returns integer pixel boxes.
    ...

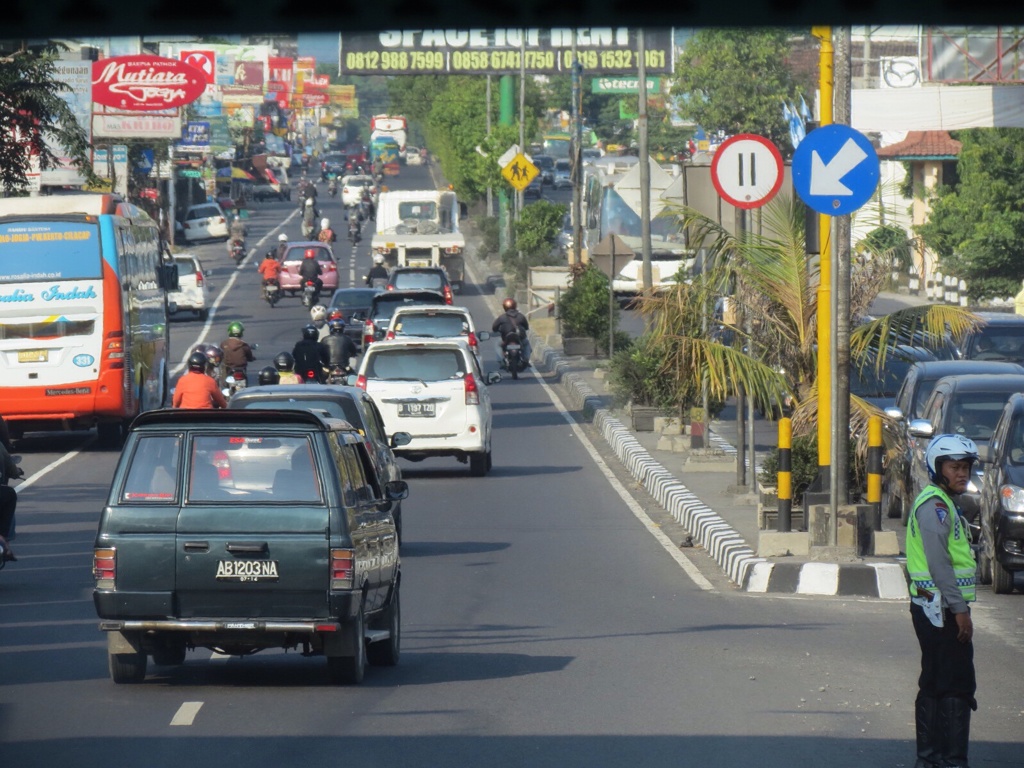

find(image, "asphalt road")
[2,165,1022,768]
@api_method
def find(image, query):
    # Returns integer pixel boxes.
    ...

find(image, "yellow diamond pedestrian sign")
[502,153,539,192]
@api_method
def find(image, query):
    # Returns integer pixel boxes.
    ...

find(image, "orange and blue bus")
[0,193,174,446]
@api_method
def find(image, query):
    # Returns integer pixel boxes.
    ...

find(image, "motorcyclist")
[221,321,255,380]
[292,324,329,384]
[310,304,330,341]
[317,218,337,245]
[274,352,304,385]
[348,214,361,243]
[365,253,389,287]
[493,297,531,368]
[204,344,225,386]
[275,232,289,261]
[361,189,375,221]
[227,215,248,257]
[173,351,228,409]
[298,248,323,299]
[0,438,25,562]
[323,318,358,374]
[258,249,282,293]
[302,198,319,238]
[257,366,281,386]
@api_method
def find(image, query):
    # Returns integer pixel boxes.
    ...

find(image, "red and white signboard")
[710,133,785,210]
[179,50,216,84]
[92,113,183,139]
[92,55,206,111]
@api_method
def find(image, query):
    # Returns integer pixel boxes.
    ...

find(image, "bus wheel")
[97,421,126,449]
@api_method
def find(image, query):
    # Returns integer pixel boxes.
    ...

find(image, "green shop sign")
[592,77,660,94]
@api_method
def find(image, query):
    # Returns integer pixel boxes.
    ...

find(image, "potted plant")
[608,334,675,431]
[558,264,618,356]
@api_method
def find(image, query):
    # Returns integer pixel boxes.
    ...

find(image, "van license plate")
[398,402,435,418]
[18,349,48,363]
[215,560,280,582]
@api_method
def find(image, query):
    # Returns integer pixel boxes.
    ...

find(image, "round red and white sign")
[180,50,215,84]
[92,55,206,112]
[710,134,785,209]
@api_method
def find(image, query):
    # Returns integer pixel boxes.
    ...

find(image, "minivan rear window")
[392,312,467,338]
[367,348,467,381]
[188,434,322,503]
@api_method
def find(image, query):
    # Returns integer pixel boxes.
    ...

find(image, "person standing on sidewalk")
[906,434,979,768]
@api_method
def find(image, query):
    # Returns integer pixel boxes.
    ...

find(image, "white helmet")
[310,304,328,323]
[925,434,979,482]
[278,233,288,242]
[373,254,385,265]
[321,218,330,229]
[305,197,314,207]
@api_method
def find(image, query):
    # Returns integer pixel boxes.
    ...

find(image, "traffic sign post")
[792,124,879,216]
[502,153,539,192]
[710,133,784,209]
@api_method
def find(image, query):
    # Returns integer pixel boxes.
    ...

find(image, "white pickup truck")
[371,189,468,291]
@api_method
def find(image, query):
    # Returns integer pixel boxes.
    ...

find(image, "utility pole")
[499,76,515,253]
[571,32,584,266]
[637,29,652,291]
[486,74,493,218]
[518,31,526,222]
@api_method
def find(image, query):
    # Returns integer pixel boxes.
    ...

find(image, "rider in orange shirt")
[258,250,282,285]
[172,352,228,409]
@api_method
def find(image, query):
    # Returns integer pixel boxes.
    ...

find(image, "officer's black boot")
[913,694,943,768]
[939,696,972,768]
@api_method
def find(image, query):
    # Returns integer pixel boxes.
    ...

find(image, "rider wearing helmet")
[292,323,329,384]
[275,233,289,261]
[298,247,323,296]
[204,345,225,385]
[907,433,980,768]
[173,351,228,409]
[258,249,282,291]
[317,217,336,244]
[274,351,304,385]
[365,253,389,287]
[310,304,330,340]
[257,366,281,386]
[323,317,358,372]
[221,321,255,377]
[492,297,531,367]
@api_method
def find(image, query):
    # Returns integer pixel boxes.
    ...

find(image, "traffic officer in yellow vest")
[907,434,979,768]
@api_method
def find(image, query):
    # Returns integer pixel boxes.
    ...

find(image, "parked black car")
[363,289,447,348]
[849,344,936,410]
[977,392,1024,593]
[906,374,1024,529]
[882,360,1024,521]
[93,409,408,684]
[960,312,1024,365]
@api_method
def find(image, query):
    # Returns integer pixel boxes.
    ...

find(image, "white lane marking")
[170,701,204,726]
[171,210,298,377]
[460,256,715,592]
[531,371,716,592]
[17,447,90,491]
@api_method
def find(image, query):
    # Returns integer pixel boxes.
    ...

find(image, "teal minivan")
[93,409,408,685]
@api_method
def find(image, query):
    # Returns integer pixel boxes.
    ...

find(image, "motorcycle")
[328,179,338,197]
[262,279,280,307]
[230,239,246,263]
[326,365,350,385]
[222,368,248,398]
[301,219,316,239]
[301,280,320,308]
[348,219,361,243]
[501,331,527,380]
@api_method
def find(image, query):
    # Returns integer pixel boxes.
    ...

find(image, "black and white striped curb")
[537,341,909,599]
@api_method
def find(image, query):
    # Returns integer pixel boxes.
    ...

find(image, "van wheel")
[197,309,208,321]
[992,556,1016,594]
[469,452,488,477]
[368,586,400,667]
[151,644,187,666]
[109,651,147,683]
[328,605,366,684]
[977,549,992,586]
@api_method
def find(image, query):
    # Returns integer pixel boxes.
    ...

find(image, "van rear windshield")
[188,434,323,504]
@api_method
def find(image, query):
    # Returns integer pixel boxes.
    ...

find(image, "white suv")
[356,339,500,476]
[385,305,490,366]
[167,254,210,320]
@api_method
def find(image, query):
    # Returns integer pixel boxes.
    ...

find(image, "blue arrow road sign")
[792,124,879,216]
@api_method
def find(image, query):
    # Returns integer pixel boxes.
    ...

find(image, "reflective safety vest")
[906,485,976,603]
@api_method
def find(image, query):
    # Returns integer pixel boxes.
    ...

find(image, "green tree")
[0,43,95,191]
[671,28,807,153]
[916,128,1024,302]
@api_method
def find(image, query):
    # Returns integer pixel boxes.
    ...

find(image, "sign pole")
[637,29,653,292]
[608,240,616,358]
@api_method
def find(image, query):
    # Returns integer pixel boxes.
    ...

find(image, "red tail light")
[103,330,125,370]
[386,284,395,291]
[195,270,204,286]
[306,369,316,379]
[93,547,116,588]
[212,450,232,481]
[443,286,453,304]
[467,332,478,349]
[363,320,375,347]
[355,374,367,390]
[326,262,336,272]
[330,548,355,589]
[464,372,480,405]
[385,330,395,340]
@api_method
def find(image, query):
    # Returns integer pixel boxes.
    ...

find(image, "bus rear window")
[0,318,96,341]
[0,221,102,283]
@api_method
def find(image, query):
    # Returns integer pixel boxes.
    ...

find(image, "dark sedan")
[329,287,383,350]
[977,392,1024,593]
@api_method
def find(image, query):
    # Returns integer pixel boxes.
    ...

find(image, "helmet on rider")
[925,434,980,484]
[328,318,346,335]
[278,233,288,242]
[310,304,328,324]
[204,346,224,366]
[327,308,344,322]
[301,323,319,341]
[502,297,517,311]
[192,343,210,357]
[187,351,208,373]
[257,366,280,386]
[305,197,314,207]
[227,321,244,338]
[304,248,317,259]
[321,218,330,230]
[274,352,295,372]
[373,253,385,265]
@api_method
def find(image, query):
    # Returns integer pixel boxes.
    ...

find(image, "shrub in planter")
[758,432,863,503]
[608,334,675,410]
[558,264,617,350]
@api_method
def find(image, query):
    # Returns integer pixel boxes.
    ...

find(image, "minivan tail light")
[443,286,453,304]
[355,374,367,390]
[464,372,480,405]
[363,321,375,347]
[467,332,478,349]
[331,548,355,589]
[195,270,204,286]
[385,330,395,340]
[94,547,116,588]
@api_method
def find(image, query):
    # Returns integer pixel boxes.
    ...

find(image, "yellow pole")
[813,25,833,475]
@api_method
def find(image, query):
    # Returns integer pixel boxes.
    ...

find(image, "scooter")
[348,219,361,244]
[262,279,280,307]
[230,239,246,263]
[501,332,527,380]
[222,368,248,398]
[326,365,350,385]
[301,280,320,308]
[328,179,338,197]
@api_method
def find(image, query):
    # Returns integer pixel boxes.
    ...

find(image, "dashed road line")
[170,702,204,726]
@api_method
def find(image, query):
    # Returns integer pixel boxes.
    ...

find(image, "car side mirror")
[384,479,410,501]
[390,431,412,448]
[977,445,994,464]
[908,418,934,439]
[884,406,903,421]
[167,301,178,314]
[486,372,502,385]
[351,311,366,321]
[476,331,490,342]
